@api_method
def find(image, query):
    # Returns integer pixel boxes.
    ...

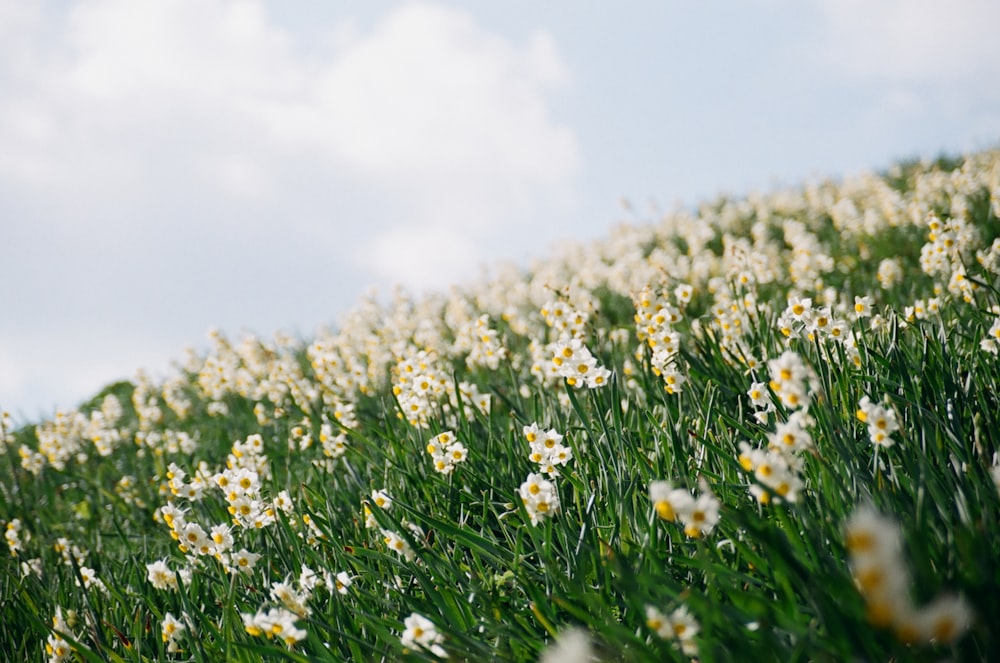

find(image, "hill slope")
[3,151,1000,661]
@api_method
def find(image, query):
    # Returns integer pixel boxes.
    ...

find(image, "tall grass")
[3,151,1000,662]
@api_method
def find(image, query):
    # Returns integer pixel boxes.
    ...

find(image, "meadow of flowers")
[3,150,1000,662]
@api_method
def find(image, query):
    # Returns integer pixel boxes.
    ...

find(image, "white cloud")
[250,2,581,285]
[0,330,179,420]
[0,0,580,413]
[1,0,578,276]
[811,0,1000,158]
[0,345,25,396]
[365,225,483,292]
[816,0,1000,81]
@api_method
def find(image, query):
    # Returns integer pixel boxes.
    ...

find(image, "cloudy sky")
[2,0,999,420]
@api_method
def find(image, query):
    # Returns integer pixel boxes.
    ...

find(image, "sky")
[2,0,999,420]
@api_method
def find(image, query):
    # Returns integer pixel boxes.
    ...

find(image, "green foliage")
[2,149,1000,662]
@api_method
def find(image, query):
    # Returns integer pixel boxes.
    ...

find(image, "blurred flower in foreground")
[401,612,447,658]
[845,506,972,645]
[538,627,596,663]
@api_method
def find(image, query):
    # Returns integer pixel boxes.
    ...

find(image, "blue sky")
[2,0,999,419]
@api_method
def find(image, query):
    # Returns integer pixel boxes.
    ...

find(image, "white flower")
[161,612,187,653]
[519,473,560,525]
[680,492,721,539]
[227,548,261,574]
[334,571,353,595]
[382,529,415,561]
[539,627,596,663]
[649,481,694,523]
[401,612,447,658]
[146,558,190,590]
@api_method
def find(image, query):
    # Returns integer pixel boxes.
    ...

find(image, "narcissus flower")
[519,472,560,525]
[845,506,973,644]
[400,612,447,658]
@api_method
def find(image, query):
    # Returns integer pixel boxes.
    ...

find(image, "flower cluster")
[242,606,307,648]
[784,220,834,290]
[45,608,75,663]
[777,296,844,342]
[0,410,13,450]
[919,213,979,289]
[980,310,1000,355]
[167,461,210,502]
[459,314,507,370]
[371,496,423,563]
[392,348,492,428]
[74,565,108,594]
[269,565,335,618]
[541,298,591,338]
[393,349,450,428]
[146,558,192,591]
[738,441,805,505]
[649,481,721,538]
[633,285,689,394]
[381,527,417,561]
[550,336,611,389]
[856,396,900,448]
[364,489,392,528]
[645,603,700,657]
[519,472,561,525]
[523,423,572,476]
[738,351,819,503]
[425,430,468,475]
[400,612,447,658]
[708,290,767,373]
[161,612,187,653]
[845,507,972,645]
[767,350,818,411]
[226,433,271,480]
[297,416,350,471]
[33,410,87,472]
[5,518,25,556]
[214,465,276,530]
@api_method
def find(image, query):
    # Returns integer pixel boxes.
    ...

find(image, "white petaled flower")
[382,529,416,561]
[551,336,610,389]
[646,603,700,656]
[4,518,25,556]
[365,489,392,528]
[242,607,307,647]
[271,578,312,618]
[649,480,694,523]
[538,627,596,663]
[161,612,187,653]
[649,475,720,539]
[519,473,561,525]
[857,396,900,448]
[526,424,573,476]
[334,571,352,595]
[227,548,261,574]
[747,381,773,411]
[844,505,974,643]
[400,612,447,658]
[20,557,42,579]
[645,604,674,639]
[426,431,468,475]
[670,605,701,656]
[680,492,721,539]
[146,558,190,590]
[767,350,812,410]
[76,566,108,594]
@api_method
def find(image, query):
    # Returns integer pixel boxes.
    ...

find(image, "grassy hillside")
[3,151,1000,662]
